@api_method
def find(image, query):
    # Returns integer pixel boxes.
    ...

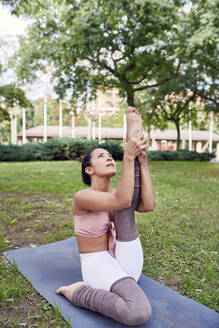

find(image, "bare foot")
[126,106,143,142]
[56,281,86,301]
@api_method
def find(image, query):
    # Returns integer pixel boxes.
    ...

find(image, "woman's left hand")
[138,135,149,164]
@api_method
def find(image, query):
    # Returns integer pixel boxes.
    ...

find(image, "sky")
[0,3,28,36]
[0,3,58,101]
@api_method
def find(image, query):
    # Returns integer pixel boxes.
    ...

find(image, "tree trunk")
[127,93,135,107]
[174,120,181,150]
[147,126,150,140]
[147,126,151,147]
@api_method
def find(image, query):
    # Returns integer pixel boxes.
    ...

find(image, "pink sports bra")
[73,211,116,257]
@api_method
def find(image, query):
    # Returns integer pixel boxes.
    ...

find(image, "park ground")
[0,160,218,327]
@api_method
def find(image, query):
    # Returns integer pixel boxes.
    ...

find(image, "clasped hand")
[138,135,148,164]
[125,128,148,161]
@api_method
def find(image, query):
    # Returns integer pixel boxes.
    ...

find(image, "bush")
[147,150,215,161]
[0,138,123,161]
[0,143,45,161]
[0,138,215,162]
[40,138,95,160]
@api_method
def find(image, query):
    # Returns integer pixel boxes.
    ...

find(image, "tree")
[0,33,32,123]
[153,91,203,149]
[0,83,32,122]
[5,0,218,136]
[138,0,219,147]
[8,0,184,106]
[168,0,219,113]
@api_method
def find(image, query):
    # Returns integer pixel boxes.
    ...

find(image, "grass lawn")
[0,160,218,327]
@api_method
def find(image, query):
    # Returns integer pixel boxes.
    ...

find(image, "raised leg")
[114,106,142,241]
[114,107,144,279]
[114,157,141,241]
[114,157,144,280]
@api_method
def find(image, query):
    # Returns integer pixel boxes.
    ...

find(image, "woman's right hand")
[124,128,147,160]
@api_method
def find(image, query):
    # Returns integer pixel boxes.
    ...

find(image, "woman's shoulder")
[72,188,90,215]
[74,187,94,199]
[72,186,116,215]
[73,187,104,215]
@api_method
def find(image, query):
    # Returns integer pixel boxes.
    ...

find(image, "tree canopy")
[3,0,218,118]
[172,0,219,112]
[9,0,187,106]
[0,56,32,122]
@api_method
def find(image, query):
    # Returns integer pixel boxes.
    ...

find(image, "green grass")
[0,160,218,326]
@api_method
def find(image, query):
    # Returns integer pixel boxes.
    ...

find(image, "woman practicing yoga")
[56,107,155,326]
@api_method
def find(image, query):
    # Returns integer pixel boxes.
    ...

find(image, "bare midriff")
[76,232,109,253]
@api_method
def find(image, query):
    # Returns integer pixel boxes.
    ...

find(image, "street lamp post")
[9,107,20,144]
[43,98,47,142]
[209,111,213,153]
[92,120,95,140]
[70,109,75,138]
[189,104,192,151]
[22,107,27,144]
[98,113,101,142]
[59,99,63,138]
[98,96,102,143]
[91,101,96,141]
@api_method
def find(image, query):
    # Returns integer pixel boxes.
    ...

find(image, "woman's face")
[89,148,116,178]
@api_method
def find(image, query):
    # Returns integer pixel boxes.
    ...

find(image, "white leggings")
[80,237,144,291]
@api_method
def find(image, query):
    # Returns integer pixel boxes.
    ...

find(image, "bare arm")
[136,137,155,212]
[136,161,155,212]
[74,128,147,212]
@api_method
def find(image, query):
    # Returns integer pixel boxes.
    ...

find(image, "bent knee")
[131,306,152,326]
[122,303,152,326]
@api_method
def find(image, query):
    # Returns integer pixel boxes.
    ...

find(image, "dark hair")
[81,148,98,186]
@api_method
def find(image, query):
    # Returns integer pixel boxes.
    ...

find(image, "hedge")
[0,138,215,162]
[148,150,215,161]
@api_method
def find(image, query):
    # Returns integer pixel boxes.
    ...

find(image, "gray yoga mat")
[3,237,219,328]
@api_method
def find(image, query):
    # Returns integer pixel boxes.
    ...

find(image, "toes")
[127,106,135,113]
[56,287,64,295]
[132,107,141,117]
[126,106,142,120]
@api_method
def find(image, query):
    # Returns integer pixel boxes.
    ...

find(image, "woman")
[57,107,155,326]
